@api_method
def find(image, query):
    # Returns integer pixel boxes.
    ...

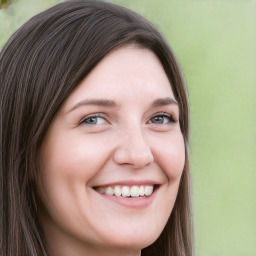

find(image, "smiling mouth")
[94,185,157,198]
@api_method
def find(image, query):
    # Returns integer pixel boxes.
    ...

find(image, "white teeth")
[122,186,130,197]
[130,186,139,197]
[114,186,122,197]
[105,187,114,196]
[98,187,105,194]
[144,186,154,196]
[96,185,154,198]
[139,186,144,196]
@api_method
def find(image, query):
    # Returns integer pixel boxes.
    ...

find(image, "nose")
[113,127,154,168]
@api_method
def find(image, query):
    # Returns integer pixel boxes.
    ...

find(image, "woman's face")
[38,46,185,255]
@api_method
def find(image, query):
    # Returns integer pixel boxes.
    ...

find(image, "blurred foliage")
[0,0,12,9]
[0,1,255,256]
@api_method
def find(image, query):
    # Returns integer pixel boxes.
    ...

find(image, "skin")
[37,46,185,256]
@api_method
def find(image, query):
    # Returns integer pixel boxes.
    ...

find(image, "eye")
[149,113,175,124]
[80,114,107,125]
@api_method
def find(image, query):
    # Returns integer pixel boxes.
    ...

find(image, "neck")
[47,243,141,256]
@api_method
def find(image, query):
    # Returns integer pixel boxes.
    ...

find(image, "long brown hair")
[0,1,193,255]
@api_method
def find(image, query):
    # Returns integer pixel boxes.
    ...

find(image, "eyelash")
[80,113,107,125]
[148,112,175,125]
[79,112,176,126]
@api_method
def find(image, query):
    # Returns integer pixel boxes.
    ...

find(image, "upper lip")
[92,180,161,188]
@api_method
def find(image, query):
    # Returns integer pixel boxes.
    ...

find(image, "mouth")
[93,184,158,198]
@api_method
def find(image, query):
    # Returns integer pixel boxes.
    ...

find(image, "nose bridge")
[113,122,154,168]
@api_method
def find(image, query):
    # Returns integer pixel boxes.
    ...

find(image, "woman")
[0,1,193,255]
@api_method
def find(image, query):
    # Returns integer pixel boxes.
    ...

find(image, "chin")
[100,226,161,250]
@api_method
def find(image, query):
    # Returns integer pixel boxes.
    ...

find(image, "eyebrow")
[67,99,120,113]
[150,97,178,107]
[67,97,178,113]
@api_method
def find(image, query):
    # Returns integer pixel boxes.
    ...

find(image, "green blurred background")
[0,0,255,255]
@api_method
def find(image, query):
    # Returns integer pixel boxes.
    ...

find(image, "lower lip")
[95,189,158,209]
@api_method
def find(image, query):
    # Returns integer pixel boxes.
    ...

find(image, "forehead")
[63,46,175,110]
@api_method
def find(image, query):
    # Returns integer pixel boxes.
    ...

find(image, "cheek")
[37,132,119,220]
[36,132,114,232]
[39,132,111,184]
[150,132,185,234]
[152,132,185,181]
